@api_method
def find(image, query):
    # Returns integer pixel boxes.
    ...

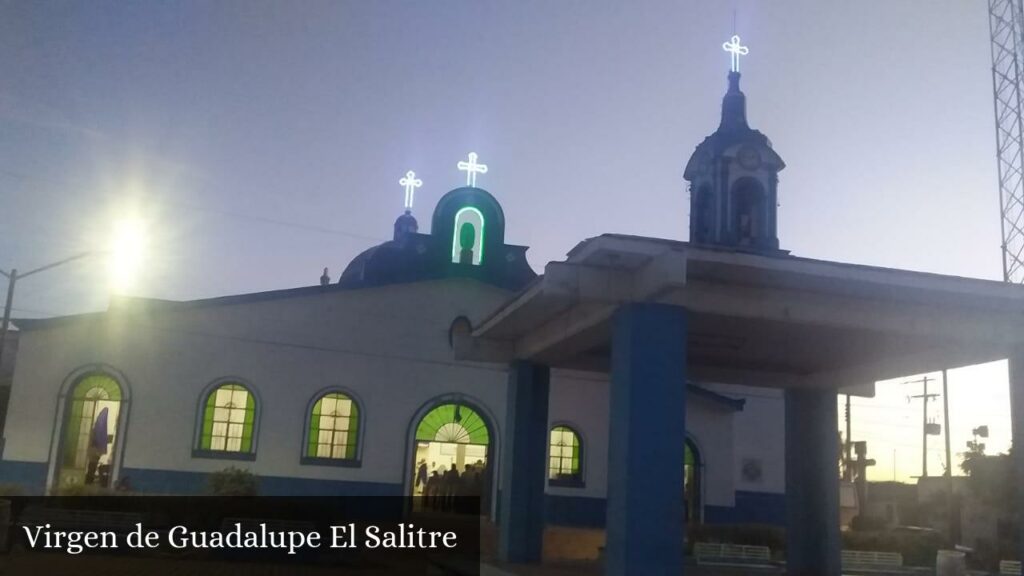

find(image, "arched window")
[198,383,256,454]
[451,207,485,265]
[693,185,714,243]
[731,179,766,246]
[305,392,360,462]
[548,425,583,486]
[57,373,124,488]
[684,438,703,524]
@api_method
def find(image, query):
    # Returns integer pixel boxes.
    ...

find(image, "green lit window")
[416,403,489,445]
[548,426,582,483]
[199,383,255,453]
[306,392,359,460]
[452,207,485,265]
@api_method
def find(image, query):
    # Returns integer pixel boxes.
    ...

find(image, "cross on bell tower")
[393,169,421,241]
[400,170,422,210]
[682,34,787,255]
[722,35,749,73]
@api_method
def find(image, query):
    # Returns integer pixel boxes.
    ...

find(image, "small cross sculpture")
[457,152,488,188]
[400,170,422,210]
[722,35,749,73]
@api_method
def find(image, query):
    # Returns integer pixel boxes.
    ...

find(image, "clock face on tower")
[737,146,761,170]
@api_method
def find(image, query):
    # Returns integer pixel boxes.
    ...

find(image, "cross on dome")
[722,35,749,73]
[457,152,488,188]
[399,170,422,210]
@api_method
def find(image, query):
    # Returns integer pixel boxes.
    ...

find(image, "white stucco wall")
[4,279,514,491]
[547,370,609,500]
[4,278,776,510]
[546,371,739,509]
[707,383,786,495]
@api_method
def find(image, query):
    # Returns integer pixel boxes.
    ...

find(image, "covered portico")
[456,233,1024,575]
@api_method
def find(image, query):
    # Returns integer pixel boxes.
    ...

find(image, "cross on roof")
[399,170,422,209]
[722,35,749,73]
[457,152,488,188]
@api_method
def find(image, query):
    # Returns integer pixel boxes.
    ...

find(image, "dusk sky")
[0,1,1008,480]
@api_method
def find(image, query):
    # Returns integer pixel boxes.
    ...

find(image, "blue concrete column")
[1009,351,1024,563]
[499,360,550,563]
[785,388,841,576]
[606,303,687,576]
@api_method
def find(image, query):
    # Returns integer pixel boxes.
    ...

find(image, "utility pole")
[942,369,952,481]
[0,252,96,373]
[907,376,940,478]
[940,368,962,544]
[844,394,853,481]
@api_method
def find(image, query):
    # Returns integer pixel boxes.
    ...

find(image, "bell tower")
[684,36,786,254]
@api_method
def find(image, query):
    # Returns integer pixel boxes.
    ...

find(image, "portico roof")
[456,234,1024,393]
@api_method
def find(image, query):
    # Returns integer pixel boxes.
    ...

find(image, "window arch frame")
[547,422,585,488]
[730,177,768,246]
[685,434,705,524]
[47,364,133,491]
[192,378,260,461]
[451,206,486,265]
[300,387,364,468]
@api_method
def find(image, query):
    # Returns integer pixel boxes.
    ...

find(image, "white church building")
[7,43,1024,575]
[0,63,800,531]
[1,158,788,527]
[0,185,786,528]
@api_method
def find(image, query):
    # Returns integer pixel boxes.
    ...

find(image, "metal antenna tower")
[989,0,1024,282]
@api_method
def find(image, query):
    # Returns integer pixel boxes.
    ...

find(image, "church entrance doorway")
[410,402,492,515]
[55,373,124,491]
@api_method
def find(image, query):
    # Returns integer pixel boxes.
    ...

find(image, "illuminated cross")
[457,152,488,187]
[399,170,422,209]
[722,35,749,73]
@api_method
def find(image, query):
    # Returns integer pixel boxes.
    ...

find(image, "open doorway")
[411,402,492,515]
[56,373,123,490]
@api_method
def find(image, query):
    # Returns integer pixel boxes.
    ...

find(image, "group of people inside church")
[415,459,488,514]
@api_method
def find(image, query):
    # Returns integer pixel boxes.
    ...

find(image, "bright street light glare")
[107,218,147,294]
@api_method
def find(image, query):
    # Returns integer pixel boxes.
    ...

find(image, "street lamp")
[0,251,99,371]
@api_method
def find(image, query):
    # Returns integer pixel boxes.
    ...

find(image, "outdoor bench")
[693,541,771,566]
[841,549,903,572]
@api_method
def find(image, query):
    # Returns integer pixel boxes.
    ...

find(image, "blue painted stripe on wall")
[733,490,786,526]
[546,491,786,529]
[123,467,404,496]
[546,494,606,528]
[705,491,787,526]
[0,460,47,494]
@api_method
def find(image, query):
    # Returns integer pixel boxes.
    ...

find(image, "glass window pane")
[215,388,233,406]
[321,397,337,415]
[318,430,333,445]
